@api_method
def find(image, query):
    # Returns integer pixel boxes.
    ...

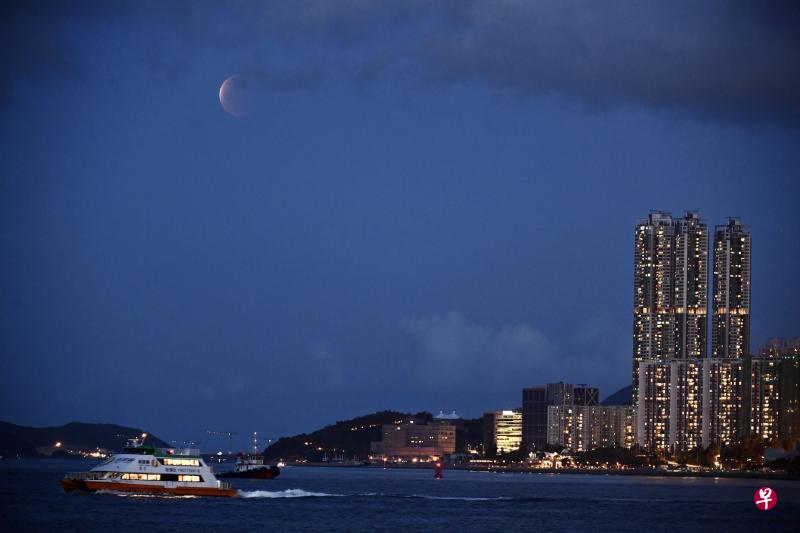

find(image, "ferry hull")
[59,478,237,497]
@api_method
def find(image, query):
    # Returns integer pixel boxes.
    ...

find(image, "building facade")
[483,410,522,454]
[522,383,578,451]
[633,212,707,451]
[703,358,745,447]
[547,404,634,452]
[701,219,751,446]
[521,387,547,451]
[594,405,635,450]
[574,386,599,406]
[711,219,751,359]
[779,346,800,442]
[748,355,781,440]
[748,338,800,443]
[637,359,705,450]
[755,338,800,443]
[370,422,456,460]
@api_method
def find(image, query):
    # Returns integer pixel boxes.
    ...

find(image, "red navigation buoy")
[434,462,443,479]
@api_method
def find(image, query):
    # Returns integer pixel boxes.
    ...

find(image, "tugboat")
[217,432,280,480]
[59,435,236,497]
[218,453,281,479]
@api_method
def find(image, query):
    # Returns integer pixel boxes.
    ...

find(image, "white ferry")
[59,436,236,497]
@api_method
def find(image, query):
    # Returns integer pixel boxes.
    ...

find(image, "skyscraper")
[633,211,675,402]
[633,212,707,450]
[703,219,751,446]
[712,219,751,359]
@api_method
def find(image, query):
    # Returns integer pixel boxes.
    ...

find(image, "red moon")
[219,76,248,117]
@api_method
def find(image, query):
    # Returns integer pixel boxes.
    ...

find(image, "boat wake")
[238,489,342,498]
[95,490,198,499]
[404,494,510,501]
[238,490,512,501]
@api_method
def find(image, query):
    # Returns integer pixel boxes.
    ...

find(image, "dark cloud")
[2,0,798,123]
[0,2,86,105]
[415,1,800,124]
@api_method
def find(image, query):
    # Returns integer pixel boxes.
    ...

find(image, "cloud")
[3,1,798,123]
[400,311,634,399]
[574,316,614,343]
[415,1,800,124]
[400,311,556,387]
[307,341,343,388]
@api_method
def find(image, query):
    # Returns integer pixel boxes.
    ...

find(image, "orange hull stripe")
[60,479,236,497]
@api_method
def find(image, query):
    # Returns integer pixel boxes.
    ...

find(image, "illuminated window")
[162,458,201,466]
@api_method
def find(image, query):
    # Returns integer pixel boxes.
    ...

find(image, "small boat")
[59,436,236,497]
[218,453,280,479]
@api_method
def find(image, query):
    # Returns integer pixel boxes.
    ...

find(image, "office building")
[521,387,547,451]
[483,410,522,454]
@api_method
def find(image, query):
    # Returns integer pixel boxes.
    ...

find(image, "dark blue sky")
[2,1,799,451]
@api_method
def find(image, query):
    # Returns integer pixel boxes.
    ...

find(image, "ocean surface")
[1,459,798,532]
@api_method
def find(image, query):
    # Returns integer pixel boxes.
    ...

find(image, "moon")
[219,75,249,117]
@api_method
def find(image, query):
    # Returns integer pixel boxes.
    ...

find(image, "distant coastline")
[0,421,168,458]
[287,461,797,481]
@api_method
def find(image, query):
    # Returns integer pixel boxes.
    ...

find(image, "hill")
[264,410,483,462]
[0,421,169,458]
[601,385,632,406]
[264,410,422,461]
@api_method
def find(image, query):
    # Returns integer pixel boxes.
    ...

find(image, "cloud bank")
[2,0,798,123]
[400,311,556,387]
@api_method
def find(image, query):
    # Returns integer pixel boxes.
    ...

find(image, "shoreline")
[5,456,793,481]
[288,461,797,481]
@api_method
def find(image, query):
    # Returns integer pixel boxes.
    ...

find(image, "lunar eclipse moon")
[219,75,248,117]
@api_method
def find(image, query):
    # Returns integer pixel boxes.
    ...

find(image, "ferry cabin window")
[160,458,201,466]
[160,474,204,482]
[121,473,161,481]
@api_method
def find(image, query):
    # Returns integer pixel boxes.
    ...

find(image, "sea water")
[1,459,797,531]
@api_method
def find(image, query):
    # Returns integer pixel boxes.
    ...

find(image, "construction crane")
[206,430,238,455]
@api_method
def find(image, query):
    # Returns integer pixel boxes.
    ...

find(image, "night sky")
[2,1,799,450]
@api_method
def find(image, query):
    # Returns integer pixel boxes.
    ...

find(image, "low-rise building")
[547,405,634,452]
[370,421,456,460]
